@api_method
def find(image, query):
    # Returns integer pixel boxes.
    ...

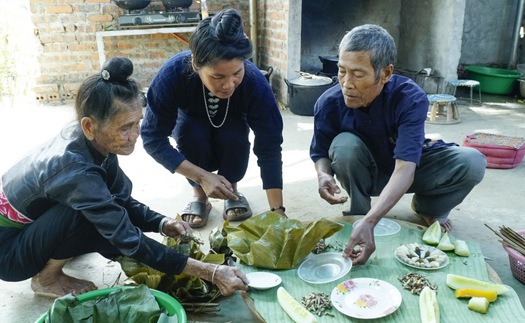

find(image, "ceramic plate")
[331,278,402,319]
[353,218,401,236]
[297,252,353,284]
[394,243,449,270]
[246,272,282,290]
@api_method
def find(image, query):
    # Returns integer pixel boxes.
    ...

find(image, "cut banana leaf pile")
[223,212,343,269]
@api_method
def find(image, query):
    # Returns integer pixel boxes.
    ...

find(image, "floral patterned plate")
[330,278,402,319]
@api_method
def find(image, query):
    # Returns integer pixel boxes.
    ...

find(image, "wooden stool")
[446,79,482,105]
[426,94,460,124]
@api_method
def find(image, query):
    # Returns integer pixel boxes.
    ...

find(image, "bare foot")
[31,271,97,298]
[419,215,453,232]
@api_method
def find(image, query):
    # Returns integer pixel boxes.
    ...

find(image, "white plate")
[246,272,282,290]
[394,243,449,270]
[297,252,353,284]
[331,278,402,319]
[353,218,401,236]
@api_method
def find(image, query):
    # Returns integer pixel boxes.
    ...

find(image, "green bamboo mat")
[239,220,525,322]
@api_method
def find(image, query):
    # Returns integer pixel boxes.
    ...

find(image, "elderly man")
[310,24,486,265]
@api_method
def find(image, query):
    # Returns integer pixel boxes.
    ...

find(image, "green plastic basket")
[465,65,522,95]
[35,287,187,322]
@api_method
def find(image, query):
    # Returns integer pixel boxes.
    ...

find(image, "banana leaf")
[117,236,224,302]
[223,212,343,269]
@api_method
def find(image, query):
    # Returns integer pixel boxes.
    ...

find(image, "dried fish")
[398,272,437,295]
[312,239,344,254]
[301,292,333,317]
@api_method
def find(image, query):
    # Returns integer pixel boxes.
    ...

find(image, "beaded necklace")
[203,84,230,128]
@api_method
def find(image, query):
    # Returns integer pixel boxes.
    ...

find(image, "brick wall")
[255,0,289,105]
[27,0,289,104]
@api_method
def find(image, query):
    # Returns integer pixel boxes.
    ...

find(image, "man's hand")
[318,173,348,204]
[343,219,376,265]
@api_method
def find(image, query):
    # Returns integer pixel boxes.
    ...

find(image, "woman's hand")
[162,218,192,237]
[199,172,238,201]
[182,259,249,296]
[212,265,249,296]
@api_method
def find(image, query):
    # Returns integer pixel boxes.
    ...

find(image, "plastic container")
[502,229,525,284]
[465,66,522,95]
[36,286,187,322]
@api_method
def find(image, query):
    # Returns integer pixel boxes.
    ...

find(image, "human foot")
[181,201,212,228]
[223,192,252,221]
[31,271,97,298]
[419,214,453,232]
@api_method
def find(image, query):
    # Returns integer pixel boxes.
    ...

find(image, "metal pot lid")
[289,74,333,86]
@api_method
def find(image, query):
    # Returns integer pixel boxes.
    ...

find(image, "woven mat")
[239,219,525,322]
[465,132,525,149]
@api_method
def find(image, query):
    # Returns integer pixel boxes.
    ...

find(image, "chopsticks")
[181,302,220,313]
[485,224,525,256]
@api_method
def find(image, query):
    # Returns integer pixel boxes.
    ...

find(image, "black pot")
[114,0,151,10]
[162,0,193,10]
[319,55,339,76]
[285,74,336,116]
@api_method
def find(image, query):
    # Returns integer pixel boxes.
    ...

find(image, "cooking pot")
[114,0,151,10]
[162,0,193,10]
[260,66,273,82]
[319,55,339,76]
[285,73,336,116]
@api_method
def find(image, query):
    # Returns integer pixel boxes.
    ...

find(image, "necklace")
[203,84,230,128]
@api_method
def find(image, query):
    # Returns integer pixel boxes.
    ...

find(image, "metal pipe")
[249,0,258,66]
[509,0,525,69]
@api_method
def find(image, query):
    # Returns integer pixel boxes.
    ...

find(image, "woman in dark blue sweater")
[141,9,286,228]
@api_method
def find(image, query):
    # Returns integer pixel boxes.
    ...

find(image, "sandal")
[181,201,212,228]
[223,192,252,221]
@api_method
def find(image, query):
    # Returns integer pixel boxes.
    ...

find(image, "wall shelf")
[95,26,197,68]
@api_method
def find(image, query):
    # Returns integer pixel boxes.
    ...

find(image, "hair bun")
[210,9,244,44]
[101,56,133,82]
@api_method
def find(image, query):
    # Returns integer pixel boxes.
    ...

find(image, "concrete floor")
[0,89,524,322]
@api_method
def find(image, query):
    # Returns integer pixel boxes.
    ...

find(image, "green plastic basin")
[465,65,522,95]
[35,287,187,322]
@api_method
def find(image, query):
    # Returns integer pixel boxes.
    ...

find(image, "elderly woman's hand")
[182,259,249,296]
[212,265,249,296]
[161,218,192,238]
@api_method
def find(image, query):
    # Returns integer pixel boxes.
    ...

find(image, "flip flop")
[181,201,212,228]
[223,192,252,221]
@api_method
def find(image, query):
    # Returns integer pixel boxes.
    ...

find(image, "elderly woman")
[141,8,286,228]
[0,56,248,298]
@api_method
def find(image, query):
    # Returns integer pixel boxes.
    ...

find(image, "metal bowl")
[161,0,193,10]
[114,0,151,10]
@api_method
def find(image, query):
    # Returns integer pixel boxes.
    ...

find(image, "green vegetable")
[453,240,470,256]
[419,286,440,323]
[446,274,509,295]
[422,221,442,245]
[277,287,317,323]
[437,232,455,251]
[468,296,490,314]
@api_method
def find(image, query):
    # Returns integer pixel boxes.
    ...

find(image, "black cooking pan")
[114,0,151,10]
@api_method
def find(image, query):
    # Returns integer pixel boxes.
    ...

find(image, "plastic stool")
[446,79,482,105]
[426,94,460,124]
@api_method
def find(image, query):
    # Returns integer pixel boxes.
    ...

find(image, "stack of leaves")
[118,234,225,303]
[223,212,343,269]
